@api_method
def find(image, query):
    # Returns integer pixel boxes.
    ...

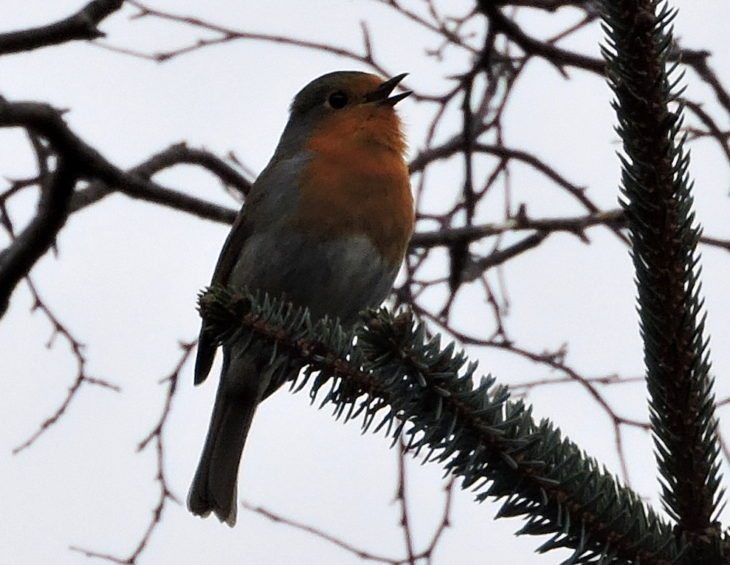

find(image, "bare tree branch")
[70,340,193,565]
[0,0,124,56]
[0,152,77,316]
[241,501,401,564]
[411,209,621,248]
[0,99,237,223]
[475,0,604,75]
[12,279,120,454]
[70,143,251,214]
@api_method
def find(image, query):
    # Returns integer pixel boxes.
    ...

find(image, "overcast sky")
[2,1,730,564]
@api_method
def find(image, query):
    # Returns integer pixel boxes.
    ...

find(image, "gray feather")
[188,346,272,526]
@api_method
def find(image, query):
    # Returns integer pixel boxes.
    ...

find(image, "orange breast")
[293,109,414,267]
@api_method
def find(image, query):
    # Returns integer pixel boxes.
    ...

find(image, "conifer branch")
[600,1,727,561]
[199,286,684,564]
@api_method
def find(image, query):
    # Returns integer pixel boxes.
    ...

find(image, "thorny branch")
[241,474,456,564]
[396,439,417,564]
[11,279,121,455]
[70,340,194,565]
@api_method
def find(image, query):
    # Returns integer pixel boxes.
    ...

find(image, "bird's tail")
[188,356,262,527]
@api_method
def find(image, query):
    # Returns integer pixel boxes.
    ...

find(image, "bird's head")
[277,71,411,158]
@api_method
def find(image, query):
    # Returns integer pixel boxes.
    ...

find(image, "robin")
[188,71,414,525]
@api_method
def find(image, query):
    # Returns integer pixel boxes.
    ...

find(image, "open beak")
[365,73,412,106]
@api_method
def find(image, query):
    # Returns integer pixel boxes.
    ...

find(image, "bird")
[188,71,414,526]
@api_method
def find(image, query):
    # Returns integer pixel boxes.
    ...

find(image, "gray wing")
[193,210,251,384]
[193,153,308,385]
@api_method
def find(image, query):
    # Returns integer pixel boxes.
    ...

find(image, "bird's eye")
[327,91,348,109]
